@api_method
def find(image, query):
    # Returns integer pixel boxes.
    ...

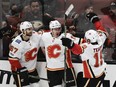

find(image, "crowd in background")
[0,0,116,61]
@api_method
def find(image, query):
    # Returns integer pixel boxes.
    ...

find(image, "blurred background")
[0,0,116,62]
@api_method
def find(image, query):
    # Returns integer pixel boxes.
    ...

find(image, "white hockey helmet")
[49,20,61,29]
[20,21,33,32]
[85,29,99,43]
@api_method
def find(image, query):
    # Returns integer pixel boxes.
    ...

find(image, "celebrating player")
[40,20,81,87]
[8,21,41,87]
[61,13,107,87]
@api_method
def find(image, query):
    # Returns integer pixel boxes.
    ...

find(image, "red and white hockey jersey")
[71,21,108,78]
[40,32,81,71]
[9,31,41,71]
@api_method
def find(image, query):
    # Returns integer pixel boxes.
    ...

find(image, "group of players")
[0,1,110,86]
[5,11,108,87]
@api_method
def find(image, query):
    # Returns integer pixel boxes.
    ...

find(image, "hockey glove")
[61,37,74,49]
[12,67,29,86]
[86,12,100,23]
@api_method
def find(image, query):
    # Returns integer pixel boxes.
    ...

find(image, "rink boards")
[0,60,116,87]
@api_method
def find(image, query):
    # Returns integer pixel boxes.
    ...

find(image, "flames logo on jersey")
[25,48,37,61]
[47,44,61,58]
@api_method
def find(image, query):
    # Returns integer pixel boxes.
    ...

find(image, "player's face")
[24,28,33,36]
[51,28,61,38]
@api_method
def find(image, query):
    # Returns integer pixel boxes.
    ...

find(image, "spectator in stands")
[101,1,116,60]
[110,2,116,26]
[101,1,116,26]
[0,9,22,56]
[8,3,18,16]
[22,0,43,31]
[1,4,23,57]
[44,0,65,17]
[73,5,96,35]
[110,2,116,60]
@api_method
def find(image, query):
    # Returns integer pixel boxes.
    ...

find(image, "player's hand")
[86,12,100,23]
[12,67,29,87]
[61,37,74,49]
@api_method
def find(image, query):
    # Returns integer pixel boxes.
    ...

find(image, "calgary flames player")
[8,21,41,87]
[40,20,81,87]
[61,13,107,87]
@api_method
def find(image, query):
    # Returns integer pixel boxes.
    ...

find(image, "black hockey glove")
[12,67,29,87]
[61,37,74,49]
[86,12,100,23]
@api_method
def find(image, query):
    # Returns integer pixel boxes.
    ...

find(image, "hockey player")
[40,20,81,87]
[8,21,41,87]
[61,13,107,87]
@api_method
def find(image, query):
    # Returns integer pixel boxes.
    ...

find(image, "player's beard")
[23,32,32,40]
[26,31,32,37]
[22,31,32,41]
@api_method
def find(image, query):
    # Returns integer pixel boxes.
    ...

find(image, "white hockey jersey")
[9,31,41,71]
[40,32,81,70]
[71,31,107,78]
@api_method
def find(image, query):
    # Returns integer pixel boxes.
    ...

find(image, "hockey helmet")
[20,21,33,32]
[85,29,99,43]
[49,20,61,29]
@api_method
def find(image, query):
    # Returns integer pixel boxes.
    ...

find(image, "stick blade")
[65,4,74,16]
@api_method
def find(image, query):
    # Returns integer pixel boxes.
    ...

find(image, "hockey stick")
[65,4,74,17]
[0,69,49,82]
[17,74,22,87]
[29,75,50,82]
[64,3,74,87]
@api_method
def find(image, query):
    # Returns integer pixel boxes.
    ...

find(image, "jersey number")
[9,45,18,53]
[94,51,103,67]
